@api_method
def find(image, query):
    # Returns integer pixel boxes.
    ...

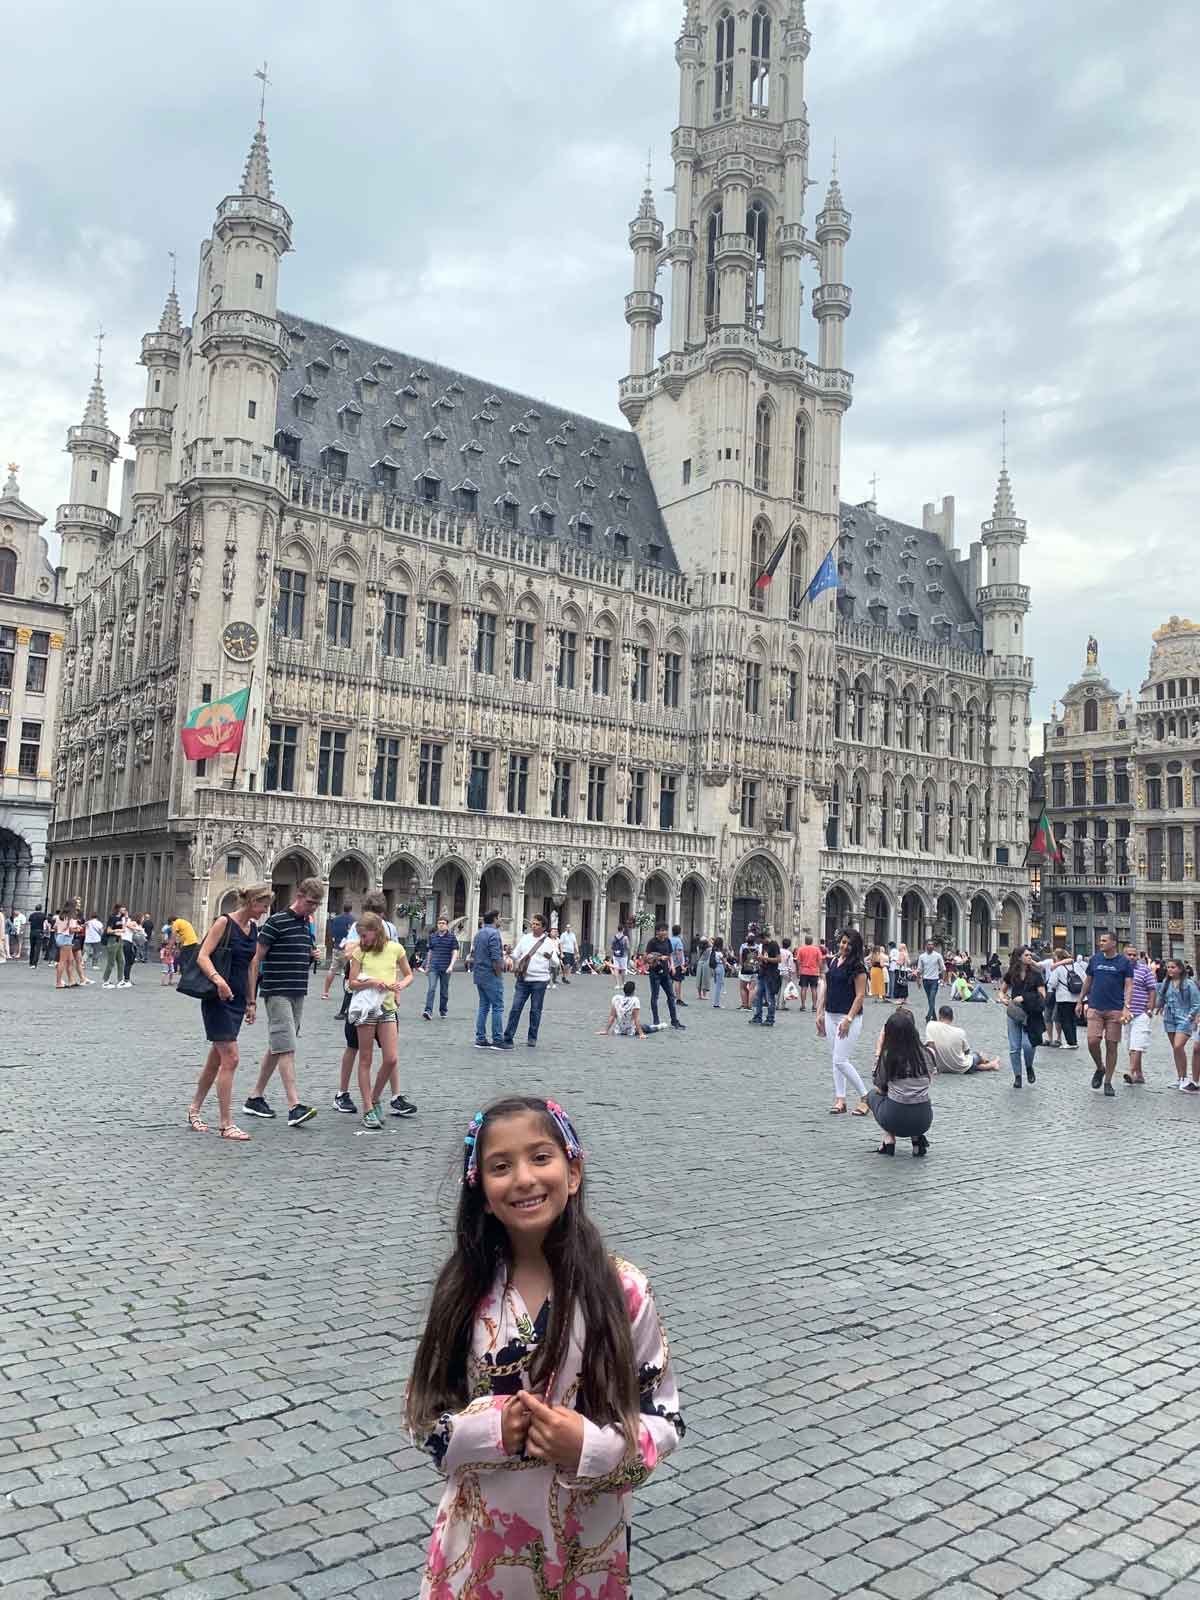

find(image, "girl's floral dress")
[415,1257,683,1599]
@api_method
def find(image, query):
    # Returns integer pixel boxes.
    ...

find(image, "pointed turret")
[992,464,1016,521]
[57,343,121,586]
[979,447,1030,661]
[158,284,182,336]
[131,275,184,507]
[240,120,274,200]
[814,155,852,371]
[619,166,664,420]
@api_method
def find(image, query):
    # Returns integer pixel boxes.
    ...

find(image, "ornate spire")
[825,141,844,210]
[638,150,659,221]
[992,463,1016,520]
[83,328,110,427]
[241,119,274,200]
[158,284,182,336]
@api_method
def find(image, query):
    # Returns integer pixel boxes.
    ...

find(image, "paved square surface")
[4,958,1200,1600]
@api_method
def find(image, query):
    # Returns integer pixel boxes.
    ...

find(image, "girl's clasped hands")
[501,1390,585,1469]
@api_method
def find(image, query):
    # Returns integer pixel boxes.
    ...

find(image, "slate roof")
[275,313,677,571]
[836,500,982,652]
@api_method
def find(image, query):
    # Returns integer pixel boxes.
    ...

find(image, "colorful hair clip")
[463,1111,485,1187]
[544,1100,585,1164]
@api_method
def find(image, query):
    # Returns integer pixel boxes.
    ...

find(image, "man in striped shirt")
[244,877,324,1126]
[1122,943,1157,1086]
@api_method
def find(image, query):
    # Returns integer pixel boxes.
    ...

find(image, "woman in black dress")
[997,946,1046,1088]
[187,882,273,1140]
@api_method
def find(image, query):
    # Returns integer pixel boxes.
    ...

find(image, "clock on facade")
[221,621,260,662]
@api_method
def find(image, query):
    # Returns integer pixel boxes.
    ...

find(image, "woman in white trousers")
[817,927,870,1115]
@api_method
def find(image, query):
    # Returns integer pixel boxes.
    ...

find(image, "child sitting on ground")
[597,978,663,1037]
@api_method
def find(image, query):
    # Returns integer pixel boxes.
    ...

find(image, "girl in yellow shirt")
[348,913,414,1130]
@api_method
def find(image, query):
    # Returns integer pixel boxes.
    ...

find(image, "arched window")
[1084,697,1098,733]
[948,702,960,757]
[0,548,15,595]
[901,694,913,750]
[826,780,841,848]
[749,518,769,614]
[704,207,723,325]
[965,703,977,761]
[852,679,867,743]
[753,400,772,492]
[921,789,932,852]
[793,416,807,503]
[750,5,771,109]
[880,782,892,849]
[948,790,958,855]
[788,536,806,619]
[714,10,734,116]
[851,779,864,846]
[901,785,913,850]
[966,793,977,856]
[748,201,768,326]
[832,678,844,738]
[882,692,893,746]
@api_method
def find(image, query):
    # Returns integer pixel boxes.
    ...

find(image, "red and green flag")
[180,687,250,761]
[1025,806,1062,866]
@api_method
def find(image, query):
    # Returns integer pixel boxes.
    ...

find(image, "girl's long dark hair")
[838,927,865,966]
[406,1096,639,1444]
[878,1008,931,1081]
[1004,947,1031,990]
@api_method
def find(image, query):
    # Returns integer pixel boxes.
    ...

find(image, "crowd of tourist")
[10,884,1200,1148]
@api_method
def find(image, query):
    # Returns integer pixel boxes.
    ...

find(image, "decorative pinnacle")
[993,463,1016,520]
[158,273,183,337]
[825,142,844,209]
[241,117,274,200]
[637,149,658,220]
[3,463,18,498]
[83,329,110,427]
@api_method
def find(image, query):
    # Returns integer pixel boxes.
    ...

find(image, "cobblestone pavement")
[4,956,1200,1600]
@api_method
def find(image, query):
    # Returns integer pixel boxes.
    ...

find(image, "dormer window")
[496,494,519,529]
[474,409,496,427]
[577,477,596,505]
[538,507,556,535]
[499,452,520,477]
[925,556,943,573]
[483,394,501,409]
[619,461,636,484]
[373,456,400,491]
[386,415,408,447]
[548,433,567,454]
[293,385,317,421]
[448,380,465,396]
[409,368,430,386]
[899,574,914,595]
[524,408,542,423]
[864,563,882,584]
[538,466,560,500]
[581,443,602,461]
[424,426,448,446]
[931,613,952,635]
[610,488,631,510]
[433,394,455,411]
[648,540,663,564]
[868,597,888,625]
[289,327,307,347]
[418,472,441,504]
[374,354,394,372]
[357,372,380,402]
[460,439,484,458]
[510,421,532,440]
[572,512,594,540]
[275,429,300,462]
[562,419,576,434]
[610,525,629,557]
[898,605,918,631]
[456,480,479,513]
[330,340,350,371]
[925,581,944,598]
[338,402,362,437]
[322,442,348,479]
[308,355,330,380]
[836,592,855,621]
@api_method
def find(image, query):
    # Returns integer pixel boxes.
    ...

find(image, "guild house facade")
[47,1,1031,955]
[1040,620,1200,964]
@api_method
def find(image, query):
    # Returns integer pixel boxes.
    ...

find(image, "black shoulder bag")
[177,917,235,1001]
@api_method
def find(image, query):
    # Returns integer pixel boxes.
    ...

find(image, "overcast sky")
[2,0,1196,730]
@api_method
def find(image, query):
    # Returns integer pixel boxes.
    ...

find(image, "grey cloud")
[0,0,1195,718]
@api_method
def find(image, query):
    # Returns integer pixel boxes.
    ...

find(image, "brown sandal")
[187,1107,208,1133]
[829,1101,848,1114]
[850,1100,871,1116]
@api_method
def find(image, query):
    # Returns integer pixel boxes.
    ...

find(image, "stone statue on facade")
[1086,635,1098,667]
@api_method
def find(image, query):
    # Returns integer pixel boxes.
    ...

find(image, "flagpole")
[228,667,253,790]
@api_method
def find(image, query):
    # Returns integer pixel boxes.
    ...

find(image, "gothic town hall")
[46,0,1033,957]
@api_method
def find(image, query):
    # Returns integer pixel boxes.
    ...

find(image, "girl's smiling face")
[480,1110,581,1239]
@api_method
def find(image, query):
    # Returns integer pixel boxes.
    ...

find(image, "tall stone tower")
[979,462,1032,830]
[168,117,293,832]
[616,0,849,936]
[128,284,183,514]
[56,349,120,587]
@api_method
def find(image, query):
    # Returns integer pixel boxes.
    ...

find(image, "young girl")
[868,1008,933,1157]
[816,928,870,1115]
[407,1095,683,1600]
[52,906,81,989]
[1157,959,1200,1089]
[347,911,415,1129]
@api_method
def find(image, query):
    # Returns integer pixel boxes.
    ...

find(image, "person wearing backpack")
[1046,947,1082,1048]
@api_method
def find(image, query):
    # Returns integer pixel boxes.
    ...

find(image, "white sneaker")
[118,980,131,989]
[1178,1079,1190,1091]
[103,981,115,989]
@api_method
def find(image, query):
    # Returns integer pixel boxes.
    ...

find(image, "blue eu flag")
[804,550,838,603]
